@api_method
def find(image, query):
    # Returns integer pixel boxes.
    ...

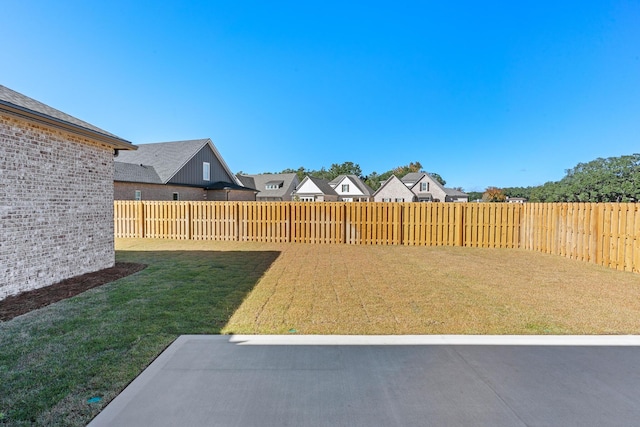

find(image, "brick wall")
[115,182,257,201]
[0,113,115,300]
[114,182,205,201]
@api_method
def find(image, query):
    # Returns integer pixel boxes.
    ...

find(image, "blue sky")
[2,1,639,191]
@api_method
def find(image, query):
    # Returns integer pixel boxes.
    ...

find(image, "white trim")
[203,162,210,181]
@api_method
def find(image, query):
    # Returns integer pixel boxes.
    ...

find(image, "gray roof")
[330,175,375,195]
[400,172,425,184]
[0,84,133,149]
[237,175,256,188]
[238,173,298,199]
[114,162,162,184]
[444,188,468,197]
[115,139,240,186]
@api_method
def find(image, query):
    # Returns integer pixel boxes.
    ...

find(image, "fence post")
[137,201,144,238]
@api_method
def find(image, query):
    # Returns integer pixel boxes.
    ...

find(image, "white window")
[173,192,180,201]
[203,162,210,181]
[382,198,391,202]
[420,182,427,191]
[300,197,314,202]
[134,190,141,201]
[395,198,404,202]
[341,184,349,192]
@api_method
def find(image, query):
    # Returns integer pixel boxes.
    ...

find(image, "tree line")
[472,154,640,202]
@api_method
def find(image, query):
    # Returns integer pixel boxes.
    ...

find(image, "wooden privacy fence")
[114,201,640,272]
[114,201,522,247]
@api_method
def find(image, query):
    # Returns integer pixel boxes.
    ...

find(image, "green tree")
[392,161,423,178]
[327,162,362,179]
[503,186,533,200]
[529,154,640,202]
[281,167,309,182]
[429,172,446,186]
[467,191,483,202]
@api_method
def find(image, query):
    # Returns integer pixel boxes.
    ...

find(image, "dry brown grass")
[117,238,640,335]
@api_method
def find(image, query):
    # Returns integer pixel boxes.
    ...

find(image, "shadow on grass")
[0,250,280,427]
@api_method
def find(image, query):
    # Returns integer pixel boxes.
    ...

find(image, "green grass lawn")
[2,238,640,425]
[0,247,279,426]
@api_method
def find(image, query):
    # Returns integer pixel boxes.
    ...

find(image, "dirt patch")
[0,262,146,321]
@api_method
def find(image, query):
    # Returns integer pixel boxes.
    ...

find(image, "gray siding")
[168,145,233,186]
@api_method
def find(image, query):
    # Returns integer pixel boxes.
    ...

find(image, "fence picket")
[114,201,640,273]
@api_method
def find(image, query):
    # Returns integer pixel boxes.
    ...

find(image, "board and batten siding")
[168,144,234,186]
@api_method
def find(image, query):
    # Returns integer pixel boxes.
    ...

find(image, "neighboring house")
[506,197,527,203]
[328,175,375,202]
[0,84,135,300]
[114,139,256,201]
[373,175,417,202]
[237,173,299,201]
[401,172,469,202]
[292,176,339,201]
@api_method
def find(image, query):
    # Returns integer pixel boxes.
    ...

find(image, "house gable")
[294,176,338,201]
[334,176,364,196]
[296,176,323,194]
[113,139,251,201]
[168,142,235,186]
[411,174,447,202]
[373,175,416,202]
[115,139,238,185]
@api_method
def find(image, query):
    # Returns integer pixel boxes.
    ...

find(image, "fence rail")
[114,201,640,273]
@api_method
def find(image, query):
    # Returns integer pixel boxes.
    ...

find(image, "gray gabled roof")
[0,84,134,150]
[400,172,425,184]
[114,162,162,184]
[330,175,375,196]
[115,139,208,183]
[237,175,256,188]
[238,173,298,199]
[115,139,240,185]
[444,188,468,197]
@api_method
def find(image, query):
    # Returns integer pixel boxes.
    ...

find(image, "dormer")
[265,180,284,190]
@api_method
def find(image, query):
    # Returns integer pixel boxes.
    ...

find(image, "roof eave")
[0,100,136,150]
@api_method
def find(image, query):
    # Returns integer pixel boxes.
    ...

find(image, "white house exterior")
[506,197,527,203]
[328,175,374,202]
[292,176,339,201]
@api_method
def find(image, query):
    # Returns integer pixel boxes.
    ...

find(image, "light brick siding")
[414,175,447,202]
[373,177,416,202]
[1,114,115,300]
